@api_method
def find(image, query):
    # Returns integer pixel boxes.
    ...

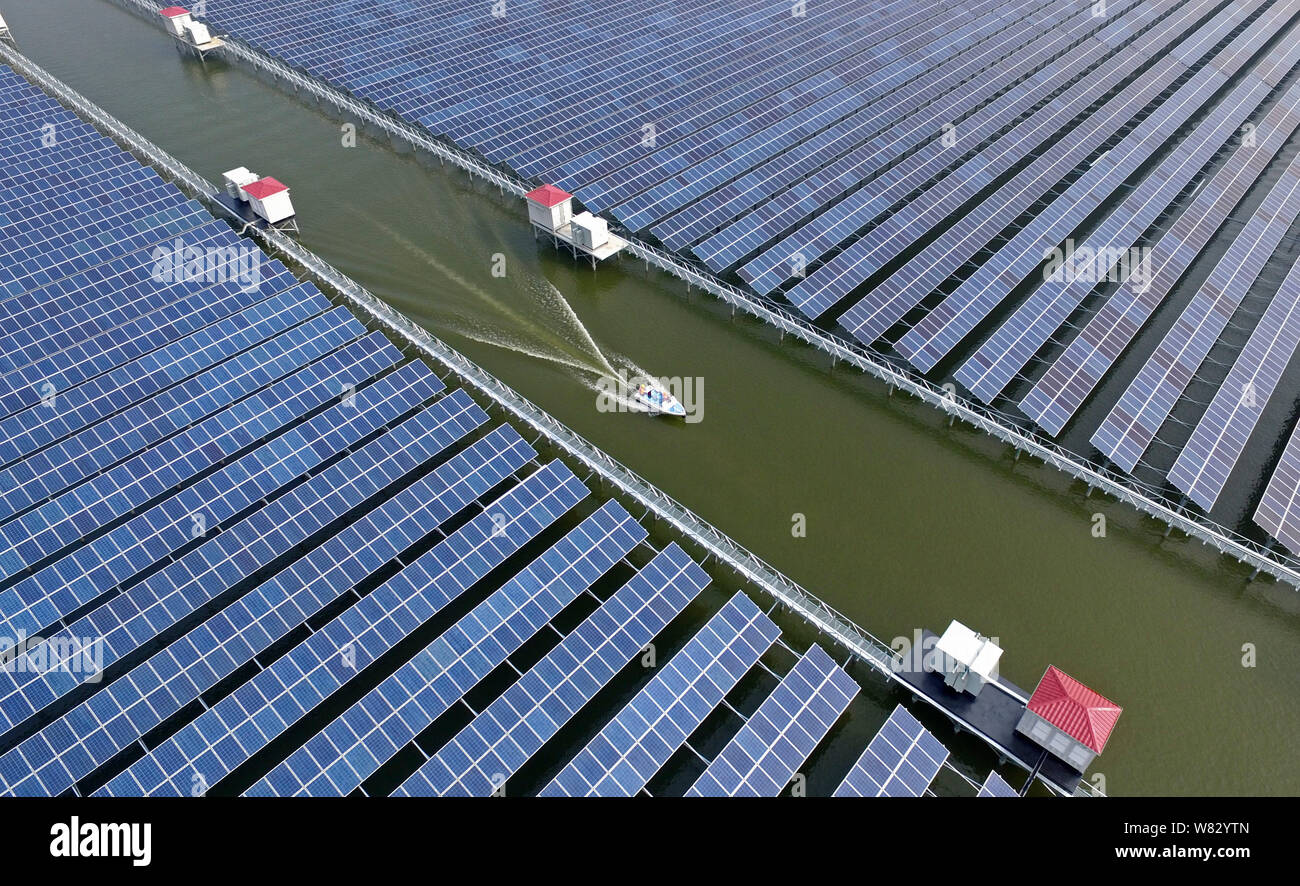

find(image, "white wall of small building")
[163,13,192,37]
[571,213,609,249]
[251,191,295,224]
[1015,710,1096,772]
[527,199,570,231]
[184,20,211,45]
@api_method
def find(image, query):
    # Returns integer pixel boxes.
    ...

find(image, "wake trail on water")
[434,313,606,375]
[527,276,618,377]
[359,208,649,407]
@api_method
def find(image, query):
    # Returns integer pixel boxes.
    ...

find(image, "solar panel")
[1019,76,1300,435]
[598,0,1019,230]
[978,770,1019,797]
[1255,421,1300,553]
[0,332,396,589]
[0,188,195,291]
[0,406,529,796]
[0,349,431,646]
[687,644,857,796]
[95,460,588,795]
[456,2,900,175]
[0,177,192,257]
[540,591,780,797]
[0,362,448,730]
[916,7,1300,380]
[831,3,1249,340]
[0,307,367,523]
[1168,256,1300,510]
[393,542,710,796]
[763,0,1202,314]
[0,174,203,272]
[204,0,892,193]
[0,284,329,468]
[663,0,1092,257]
[505,2,941,180]
[547,3,933,188]
[15,0,1299,797]
[246,500,647,796]
[834,704,948,797]
[0,222,248,376]
[954,24,1300,403]
[1092,152,1300,472]
[577,0,972,206]
[0,257,299,422]
[451,4,847,163]
[0,203,209,301]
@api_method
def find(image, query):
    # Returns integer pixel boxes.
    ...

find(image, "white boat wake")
[357,207,671,414]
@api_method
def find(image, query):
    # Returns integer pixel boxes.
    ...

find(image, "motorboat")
[632,380,686,417]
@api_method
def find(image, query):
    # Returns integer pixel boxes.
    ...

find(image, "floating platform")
[213,190,298,234]
[894,629,1085,796]
[531,220,626,268]
[170,32,224,62]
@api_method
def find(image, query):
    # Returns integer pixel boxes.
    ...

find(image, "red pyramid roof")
[242,177,289,199]
[160,7,191,17]
[1026,666,1122,754]
[525,184,572,208]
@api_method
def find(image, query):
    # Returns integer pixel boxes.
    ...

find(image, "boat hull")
[632,391,686,417]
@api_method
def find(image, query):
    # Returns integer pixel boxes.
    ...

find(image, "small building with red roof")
[1015,665,1121,773]
[159,7,192,37]
[525,184,573,232]
[241,177,296,225]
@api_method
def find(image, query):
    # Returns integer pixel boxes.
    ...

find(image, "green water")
[5,0,1300,795]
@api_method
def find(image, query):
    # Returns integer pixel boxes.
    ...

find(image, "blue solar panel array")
[686,644,857,796]
[1019,74,1300,435]
[833,2,1251,341]
[1092,150,1300,474]
[245,500,647,796]
[1167,256,1300,511]
[0,402,515,796]
[695,0,1128,276]
[956,41,1300,404]
[1255,422,1300,555]
[96,460,590,796]
[539,592,780,797]
[935,5,1300,388]
[393,543,710,796]
[834,704,948,797]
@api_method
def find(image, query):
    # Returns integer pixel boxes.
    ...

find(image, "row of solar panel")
[828,1,1250,337]
[954,26,1300,405]
[901,0,1300,376]
[670,0,1108,265]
